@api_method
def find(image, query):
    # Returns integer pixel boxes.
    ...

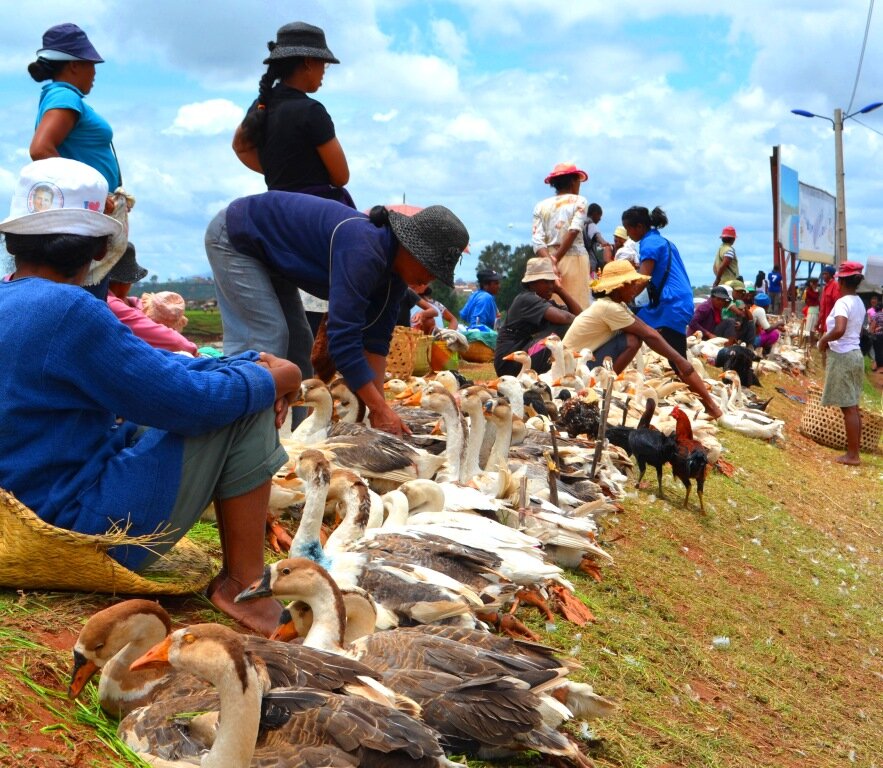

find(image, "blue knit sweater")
[0,278,276,567]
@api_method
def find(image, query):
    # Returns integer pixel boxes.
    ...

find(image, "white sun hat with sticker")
[0,157,121,237]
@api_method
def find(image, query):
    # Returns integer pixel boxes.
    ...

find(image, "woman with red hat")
[817,261,867,465]
[531,162,591,310]
[713,225,739,287]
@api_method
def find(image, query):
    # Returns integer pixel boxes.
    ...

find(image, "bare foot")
[206,573,283,636]
[834,454,860,466]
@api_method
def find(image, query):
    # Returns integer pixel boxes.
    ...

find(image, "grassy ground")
[0,359,880,767]
[181,309,223,343]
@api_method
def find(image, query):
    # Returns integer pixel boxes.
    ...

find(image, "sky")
[1,0,882,286]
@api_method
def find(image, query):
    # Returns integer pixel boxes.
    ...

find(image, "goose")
[291,460,486,629]
[716,384,786,441]
[458,385,492,481]
[68,599,410,721]
[500,349,539,387]
[329,377,367,424]
[125,622,452,767]
[289,379,335,444]
[237,558,601,765]
[539,334,569,387]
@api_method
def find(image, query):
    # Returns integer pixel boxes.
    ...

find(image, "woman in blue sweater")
[205,193,469,436]
[0,159,302,636]
[622,205,695,357]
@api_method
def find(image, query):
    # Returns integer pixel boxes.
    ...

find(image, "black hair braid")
[239,59,303,147]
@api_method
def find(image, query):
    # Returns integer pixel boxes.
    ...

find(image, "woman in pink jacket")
[106,243,198,355]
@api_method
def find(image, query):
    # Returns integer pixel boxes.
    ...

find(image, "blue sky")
[1,0,882,286]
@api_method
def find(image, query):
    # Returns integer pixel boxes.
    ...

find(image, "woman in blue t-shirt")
[622,205,695,357]
[28,24,121,192]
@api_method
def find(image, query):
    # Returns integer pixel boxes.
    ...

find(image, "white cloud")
[430,18,468,62]
[164,99,244,136]
[373,109,399,123]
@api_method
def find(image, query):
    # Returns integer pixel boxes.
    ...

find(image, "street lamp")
[791,101,883,265]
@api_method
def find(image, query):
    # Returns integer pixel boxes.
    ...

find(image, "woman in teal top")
[28,24,121,191]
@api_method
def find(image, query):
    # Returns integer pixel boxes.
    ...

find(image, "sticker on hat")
[28,183,63,213]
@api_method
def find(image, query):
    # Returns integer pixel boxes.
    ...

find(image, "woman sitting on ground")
[494,256,580,376]
[0,159,302,636]
[817,261,867,465]
[105,243,198,355]
[562,260,722,418]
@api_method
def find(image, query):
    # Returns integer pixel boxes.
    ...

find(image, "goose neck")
[203,662,263,768]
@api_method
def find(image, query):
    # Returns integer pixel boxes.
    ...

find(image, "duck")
[68,599,410,721]
[125,622,451,767]
[237,558,603,764]
[716,383,786,441]
[329,377,367,424]
[500,349,539,388]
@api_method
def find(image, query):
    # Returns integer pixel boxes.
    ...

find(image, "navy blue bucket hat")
[37,23,104,63]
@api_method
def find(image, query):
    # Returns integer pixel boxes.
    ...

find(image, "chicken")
[554,392,599,439]
[669,406,710,514]
[606,398,674,497]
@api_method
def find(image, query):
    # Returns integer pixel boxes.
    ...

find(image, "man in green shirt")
[723,279,756,344]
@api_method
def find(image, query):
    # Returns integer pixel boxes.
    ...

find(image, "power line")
[851,116,883,136]
[845,0,875,115]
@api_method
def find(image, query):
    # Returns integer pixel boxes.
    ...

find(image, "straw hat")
[387,205,469,287]
[521,257,557,283]
[591,260,650,293]
[0,488,211,594]
[613,225,628,240]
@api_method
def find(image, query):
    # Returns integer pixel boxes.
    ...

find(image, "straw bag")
[0,488,213,595]
[799,385,883,452]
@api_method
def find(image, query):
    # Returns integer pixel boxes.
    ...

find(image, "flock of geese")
[67,330,806,767]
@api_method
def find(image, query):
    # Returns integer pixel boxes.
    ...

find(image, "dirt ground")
[0,358,880,767]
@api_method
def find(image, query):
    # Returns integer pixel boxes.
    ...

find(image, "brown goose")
[125,623,452,767]
[237,558,603,764]
[68,599,412,720]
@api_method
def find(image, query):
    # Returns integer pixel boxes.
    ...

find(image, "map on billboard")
[798,182,835,265]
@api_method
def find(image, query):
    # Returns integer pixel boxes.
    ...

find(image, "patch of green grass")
[183,309,222,341]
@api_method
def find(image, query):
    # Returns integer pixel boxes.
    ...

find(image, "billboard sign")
[798,183,836,264]
[779,164,799,253]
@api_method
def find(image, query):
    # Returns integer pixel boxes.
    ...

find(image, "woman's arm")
[316,137,350,186]
[817,315,847,350]
[553,229,579,261]
[638,258,655,277]
[621,318,722,418]
[30,109,78,160]
[232,123,263,173]
[357,351,410,435]
[552,279,582,315]
[440,306,458,329]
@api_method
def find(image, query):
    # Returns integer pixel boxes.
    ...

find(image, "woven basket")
[0,488,213,595]
[799,386,883,452]
[412,334,433,376]
[462,340,495,363]
[386,326,419,380]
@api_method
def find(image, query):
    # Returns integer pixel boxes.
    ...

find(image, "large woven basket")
[386,326,419,380]
[462,340,495,363]
[799,385,883,452]
[0,488,213,595]
[430,340,459,372]
[412,334,433,376]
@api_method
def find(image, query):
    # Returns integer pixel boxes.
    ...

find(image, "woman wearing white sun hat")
[0,158,301,636]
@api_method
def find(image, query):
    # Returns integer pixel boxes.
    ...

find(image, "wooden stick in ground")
[590,357,616,480]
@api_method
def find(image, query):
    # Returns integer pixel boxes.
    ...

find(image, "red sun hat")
[835,260,864,277]
[544,162,588,184]
[720,225,737,238]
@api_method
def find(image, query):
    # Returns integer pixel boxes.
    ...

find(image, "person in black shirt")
[232,22,351,205]
[494,257,580,376]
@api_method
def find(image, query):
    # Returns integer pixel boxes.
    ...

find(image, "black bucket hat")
[108,243,148,284]
[264,22,339,64]
[37,23,104,63]
[388,206,469,288]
